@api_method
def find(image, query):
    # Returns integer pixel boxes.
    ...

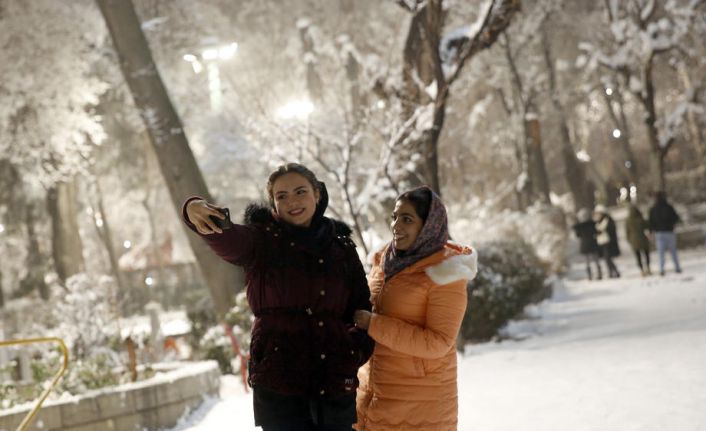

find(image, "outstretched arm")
[182,197,262,267]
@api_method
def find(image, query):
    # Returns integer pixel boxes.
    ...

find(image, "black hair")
[266,163,320,207]
[397,187,432,223]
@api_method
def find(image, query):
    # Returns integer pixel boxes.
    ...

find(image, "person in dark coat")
[183,163,375,430]
[625,203,652,276]
[572,208,602,280]
[648,191,682,276]
[594,204,621,278]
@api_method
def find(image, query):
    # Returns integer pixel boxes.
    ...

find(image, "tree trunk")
[525,118,551,203]
[21,203,49,299]
[47,179,84,284]
[541,29,593,210]
[653,151,667,193]
[96,0,243,317]
[93,178,128,294]
[558,119,593,209]
[0,270,5,308]
[639,56,674,193]
[602,90,639,185]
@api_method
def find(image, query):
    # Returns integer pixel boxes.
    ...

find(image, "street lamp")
[123,240,132,250]
[183,42,238,113]
[612,129,621,138]
[605,87,613,96]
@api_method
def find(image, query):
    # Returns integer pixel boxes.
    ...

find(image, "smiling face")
[390,198,424,251]
[272,172,320,227]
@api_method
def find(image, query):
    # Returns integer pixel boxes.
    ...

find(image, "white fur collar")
[425,250,478,285]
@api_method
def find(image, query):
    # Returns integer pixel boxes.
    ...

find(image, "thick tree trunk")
[391,0,520,195]
[47,179,84,284]
[525,118,551,203]
[602,90,639,185]
[22,203,49,299]
[96,0,243,317]
[558,119,593,210]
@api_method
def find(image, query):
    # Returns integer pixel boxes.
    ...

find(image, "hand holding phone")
[209,207,233,230]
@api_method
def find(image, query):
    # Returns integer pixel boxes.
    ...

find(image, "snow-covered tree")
[578,0,706,191]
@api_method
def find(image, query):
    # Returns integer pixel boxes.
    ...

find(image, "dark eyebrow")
[393,211,416,218]
[275,186,308,196]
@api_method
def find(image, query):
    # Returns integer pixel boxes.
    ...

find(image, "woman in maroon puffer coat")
[183,163,374,431]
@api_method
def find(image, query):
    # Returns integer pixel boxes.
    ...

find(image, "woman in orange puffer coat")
[353,186,477,431]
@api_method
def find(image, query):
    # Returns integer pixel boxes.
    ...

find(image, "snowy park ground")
[168,248,706,431]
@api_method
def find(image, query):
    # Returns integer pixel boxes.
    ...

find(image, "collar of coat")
[243,203,354,238]
[373,241,478,285]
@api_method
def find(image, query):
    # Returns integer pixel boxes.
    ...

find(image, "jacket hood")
[375,241,477,285]
[243,197,353,237]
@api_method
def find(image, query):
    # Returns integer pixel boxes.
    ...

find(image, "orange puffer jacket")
[355,242,477,431]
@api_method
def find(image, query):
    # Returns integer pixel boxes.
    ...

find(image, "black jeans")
[255,386,355,431]
[633,247,651,272]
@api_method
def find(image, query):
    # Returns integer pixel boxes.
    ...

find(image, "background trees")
[0,0,704,313]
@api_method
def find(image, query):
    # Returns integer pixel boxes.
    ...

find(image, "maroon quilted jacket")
[182,193,374,398]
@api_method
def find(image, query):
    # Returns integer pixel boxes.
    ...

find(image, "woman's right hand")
[186,199,226,235]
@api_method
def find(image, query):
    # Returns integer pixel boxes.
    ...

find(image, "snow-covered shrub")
[224,291,253,352]
[199,325,233,375]
[51,273,121,359]
[451,202,568,274]
[189,292,254,375]
[459,240,550,344]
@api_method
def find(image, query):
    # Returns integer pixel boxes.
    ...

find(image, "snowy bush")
[199,325,233,375]
[459,240,550,344]
[224,291,253,352]
[451,202,568,274]
[51,273,121,359]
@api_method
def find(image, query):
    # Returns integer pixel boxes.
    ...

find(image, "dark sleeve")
[342,245,375,366]
[648,208,656,231]
[671,205,681,225]
[181,197,262,267]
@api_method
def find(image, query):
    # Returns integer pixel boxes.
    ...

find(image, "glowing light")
[218,43,238,60]
[605,87,613,96]
[123,240,132,249]
[145,276,154,286]
[630,185,637,198]
[625,160,632,169]
[202,48,218,60]
[376,100,386,109]
[276,99,315,120]
[612,129,622,138]
[0,224,5,234]
[183,54,197,62]
[576,150,591,162]
[619,187,628,200]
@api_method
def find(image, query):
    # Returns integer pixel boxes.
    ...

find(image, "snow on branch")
[441,0,521,85]
[394,0,422,12]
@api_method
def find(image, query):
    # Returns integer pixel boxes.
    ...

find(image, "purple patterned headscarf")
[383,186,449,281]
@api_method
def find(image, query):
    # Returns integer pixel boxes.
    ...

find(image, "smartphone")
[209,207,233,230]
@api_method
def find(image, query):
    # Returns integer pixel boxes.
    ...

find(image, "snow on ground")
[168,248,706,431]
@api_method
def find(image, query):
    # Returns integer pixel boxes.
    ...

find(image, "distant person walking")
[572,208,603,280]
[594,205,621,278]
[625,203,652,276]
[648,191,682,276]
